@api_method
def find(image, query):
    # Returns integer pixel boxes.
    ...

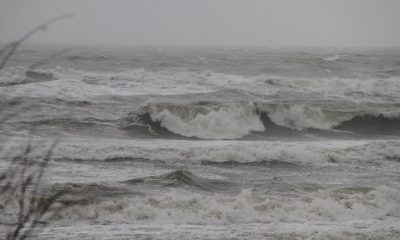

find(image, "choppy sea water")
[1,44,400,239]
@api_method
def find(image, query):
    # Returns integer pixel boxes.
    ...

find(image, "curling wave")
[123,101,400,139]
[137,102,264,139]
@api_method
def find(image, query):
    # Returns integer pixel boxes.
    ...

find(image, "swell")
[335,115,400,135]
[124,169,232,191]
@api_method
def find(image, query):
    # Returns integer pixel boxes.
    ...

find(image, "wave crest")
[126,101,400,139]
[142,101,265,139]
[259,104,354,130]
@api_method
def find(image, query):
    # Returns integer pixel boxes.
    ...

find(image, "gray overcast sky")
[1,0,400,47]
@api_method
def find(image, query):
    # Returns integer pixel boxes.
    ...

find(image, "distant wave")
[0,67,57,86]
[122,101,400,139]
[2,67,400,102]
[321,54,345,62]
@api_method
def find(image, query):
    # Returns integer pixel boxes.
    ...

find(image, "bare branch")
[0,14,80,240]
[0,14,74,71]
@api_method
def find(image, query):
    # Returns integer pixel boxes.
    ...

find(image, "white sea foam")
[52,185,400,225]
[2,67,400,103]
[2,138,400,166]
[2,66,400,138]
[252,75,400,102]
[146,102,264,139]
[0,67,29,85]
[34,220,400,240]
[321,54,344,61]
[140,101,400,137]
[0,67,216,99]
[259,104,355,130]
[260,103,400,131]
[0,67,251,99]
[3,49,400,240]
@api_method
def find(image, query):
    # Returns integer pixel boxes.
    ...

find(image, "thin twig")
[0,14,74,71]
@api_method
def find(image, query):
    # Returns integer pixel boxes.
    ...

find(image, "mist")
[1,0,400,47]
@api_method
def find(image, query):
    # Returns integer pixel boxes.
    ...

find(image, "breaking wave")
[51,185,400,224]
[131,102,265,139]
[123,101,400,139]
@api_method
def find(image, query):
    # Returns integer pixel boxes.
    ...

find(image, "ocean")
[1,44,400,239]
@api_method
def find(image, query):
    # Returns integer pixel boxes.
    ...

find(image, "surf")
[121,101,400,139]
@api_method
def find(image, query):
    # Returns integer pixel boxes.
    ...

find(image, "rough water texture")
[1,45,400,239]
